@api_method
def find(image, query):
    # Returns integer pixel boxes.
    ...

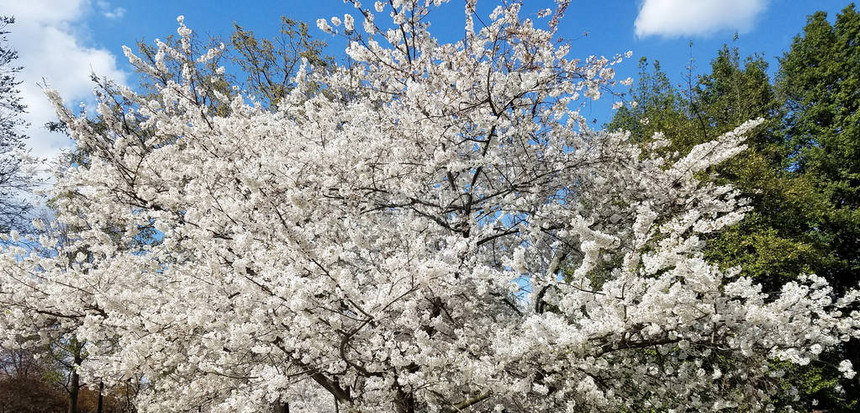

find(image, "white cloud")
[0,0,129,160]
[102,8,126,20]
[634,0,769,38]
[96,1,126,20]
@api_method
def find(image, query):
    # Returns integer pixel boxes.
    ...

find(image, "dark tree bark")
[67,369,78,413]
[66,350,83,413]
[97,381,104,413]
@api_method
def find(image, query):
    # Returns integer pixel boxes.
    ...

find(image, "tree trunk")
[395,390,415,413]
[97,381,104,413]
[67,369,79,413]
[67,350,83,413]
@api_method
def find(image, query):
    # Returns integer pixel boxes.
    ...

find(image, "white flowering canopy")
[2,1,859,412]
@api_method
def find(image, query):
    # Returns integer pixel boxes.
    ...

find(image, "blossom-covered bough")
[2,0,859,411]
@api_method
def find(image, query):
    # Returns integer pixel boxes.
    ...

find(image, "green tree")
[694,45,828,291]
[608,48,821,290]
[775,5,860,410]
[608,22,860,408]
[609,58,694,147]
[778,4,860,292]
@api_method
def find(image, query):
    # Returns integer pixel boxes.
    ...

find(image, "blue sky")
[1,0,855,159]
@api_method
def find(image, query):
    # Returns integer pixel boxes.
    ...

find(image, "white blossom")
[316,18,332,34]
[839,360,856,379]
[344,14,355,33]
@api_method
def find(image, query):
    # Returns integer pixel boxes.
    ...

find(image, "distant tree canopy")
[778,4,860,292]
[231,16,332,108]
[0,16,32,233]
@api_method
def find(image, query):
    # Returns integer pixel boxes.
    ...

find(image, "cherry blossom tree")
[2,1,860,412]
